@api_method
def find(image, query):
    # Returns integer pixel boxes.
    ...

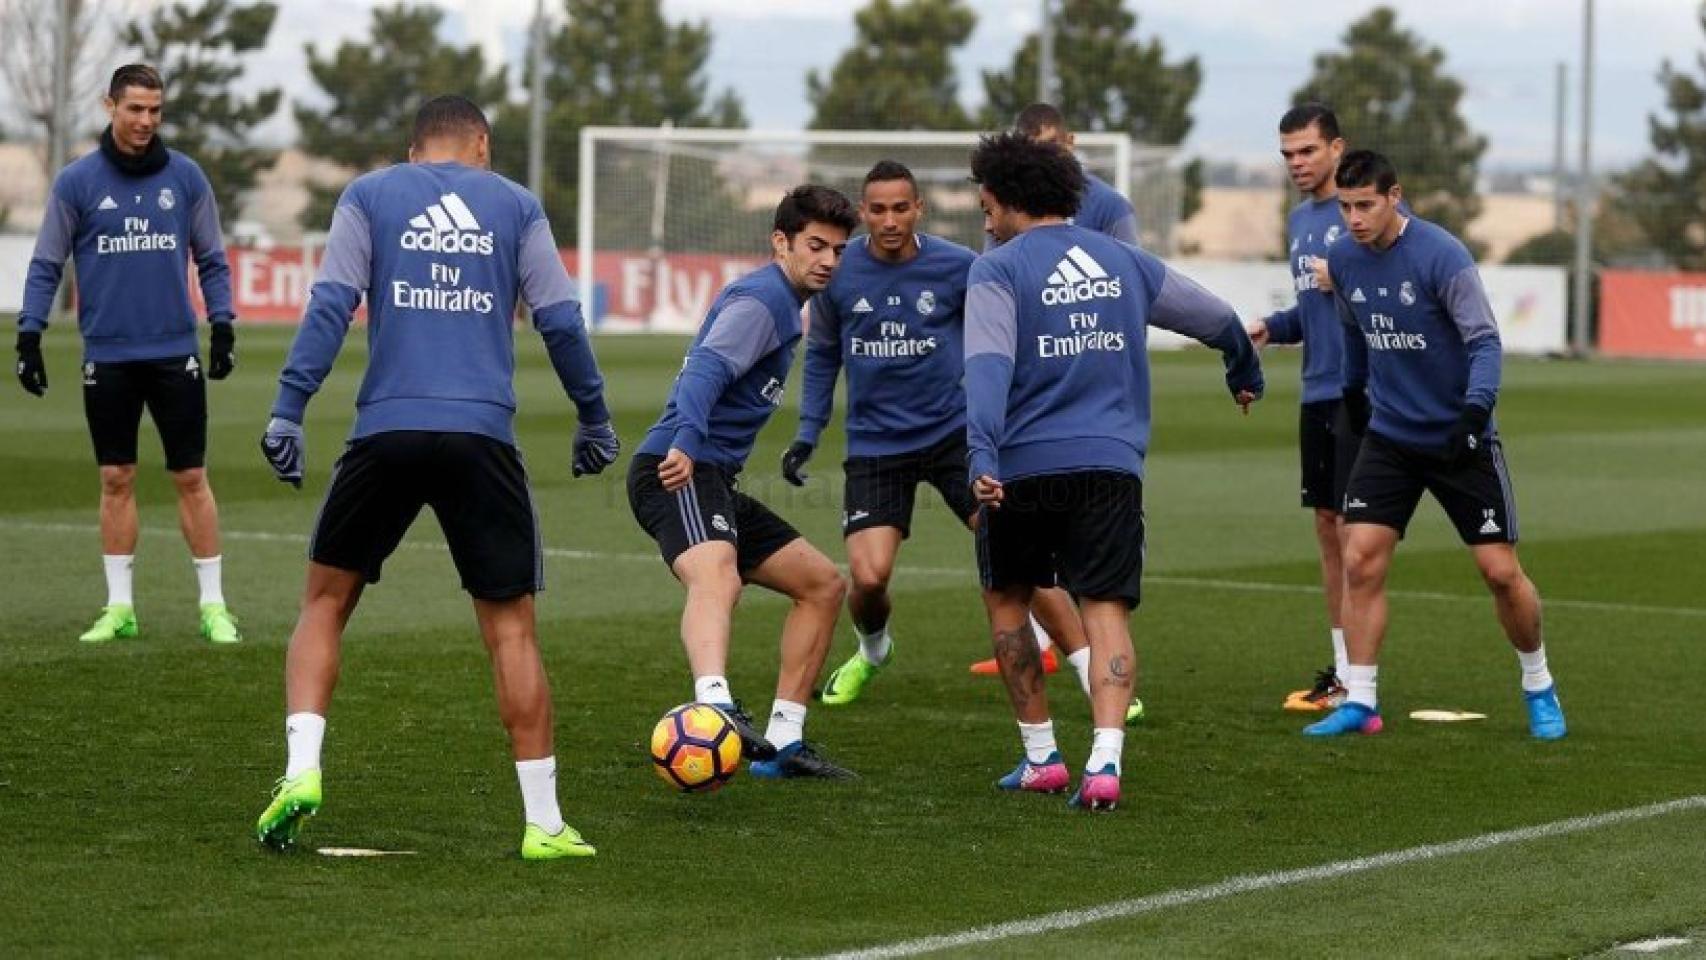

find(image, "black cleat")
[749,740,858,780]
[711,700,777,760]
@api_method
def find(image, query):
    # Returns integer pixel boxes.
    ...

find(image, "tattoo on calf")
[993,624,1046,705]
[1103,653,1133,688]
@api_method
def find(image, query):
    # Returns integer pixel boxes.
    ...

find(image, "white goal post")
[577,126,1180,332]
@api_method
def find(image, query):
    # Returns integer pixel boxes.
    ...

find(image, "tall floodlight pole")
[1037,0,1057,105]
[48,0,72,179]
[1571,0,1595,355]
[526,0,547,197]
[1552,62,1567,231]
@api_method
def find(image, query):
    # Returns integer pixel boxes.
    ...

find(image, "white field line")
[806,795,1706,960]
[4,519,1704,619]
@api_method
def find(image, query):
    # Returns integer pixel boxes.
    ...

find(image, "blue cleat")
[1524,685,1567,740]
[1303,701,1384,737]
[996,752,1070,793]
[748,740,857,780]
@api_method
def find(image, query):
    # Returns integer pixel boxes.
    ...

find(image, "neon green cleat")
[256,770,322,851]
[1125,697,1146,725]
[819,647,890,706]
[521,823,596,860]
[78,604,138,643]
[200,603,242,644]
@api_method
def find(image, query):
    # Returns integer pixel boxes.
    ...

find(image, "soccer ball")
[650,702,743,792]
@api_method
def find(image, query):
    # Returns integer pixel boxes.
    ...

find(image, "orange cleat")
[970,646,1060,676]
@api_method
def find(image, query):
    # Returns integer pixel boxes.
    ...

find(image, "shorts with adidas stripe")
[1341,430,1519,545]
[84,355,208,471]
[627,454,802,574]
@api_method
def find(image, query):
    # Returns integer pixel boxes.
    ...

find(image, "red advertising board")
[212,245,763,329]
[1599,270,1706,360]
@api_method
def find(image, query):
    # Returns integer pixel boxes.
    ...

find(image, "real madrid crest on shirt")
[915,289,936,316]
[157,188,175,211]
[1399,281,1416,306]
[1325,224,1341,246]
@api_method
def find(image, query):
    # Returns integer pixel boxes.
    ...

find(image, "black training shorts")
[627,454,801,575]
[842,432,978,538]
[1342,430,1519,545]
[83,355,207,471]
[975,470,1145,607]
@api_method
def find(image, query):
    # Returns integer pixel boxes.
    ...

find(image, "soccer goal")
[577,126,1181,331]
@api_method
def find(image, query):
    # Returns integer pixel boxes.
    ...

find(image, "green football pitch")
[2,324,1704,957]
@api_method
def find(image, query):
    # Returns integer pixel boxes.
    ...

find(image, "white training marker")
[1619,938,1693,954]
[316,847,419,858]
[1408,710,1488,723]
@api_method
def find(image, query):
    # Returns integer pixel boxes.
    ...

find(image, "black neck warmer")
[99,125,169,177]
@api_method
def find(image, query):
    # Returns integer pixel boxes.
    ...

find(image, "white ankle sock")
[1343,664,1378,709]
[515,757,565,833]
[1087,727,1125,775]
[1018,720,1058,764]
[284,712,325,779]
[694,675,733,706]
[1517,645,1554,692]
[764,699,807,750]
[1066,647,1091,696]
[104,554,134,607]
[1330,627,1349,677]
[1029,613,1054,652]
[193,555,224,605]
[857,623,892,665]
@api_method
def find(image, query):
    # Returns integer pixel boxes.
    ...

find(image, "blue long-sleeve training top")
[272,161,608,445]
[964,223,1263,484]
[18,148,233,361]
[1263,196,1347,403]
[797,233,976,457]
[636,263,804,472]
[1328,215,1502,450]
[985,169,1139,251]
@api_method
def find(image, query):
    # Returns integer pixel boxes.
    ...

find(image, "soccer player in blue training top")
[15,63,243,645]
[1304,150,1564,741]
[970,102,1143,702]
[253,96,619,859]
[781,160,1094,707]
[964,132,1263,809]
[628,185,860,780]
[1245,103,1362,712]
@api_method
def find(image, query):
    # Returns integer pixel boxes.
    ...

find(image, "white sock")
[1330,627,1349,678]
[1029,613,1054,652]
[284,712,325,779]
[857,623,892,665]
[694,675,733,706]
[1018,720,1058,764]
[193,555,225,605]
[104,554,134,607]
[1517,645,1554,693]
[515,757,565,833]
[764,699,807,750]
[1343,664,1378,709]
[1066,647,1092,697]
[1087,727,1125,775]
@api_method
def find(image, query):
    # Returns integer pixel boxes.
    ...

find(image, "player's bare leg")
[746,538,855,778]
[1304,522,1396,737]
[820,527,898,705]
[670,540,743,681]
[1072,598,1134,810]
[1285,507,1350,710]
[171,466,239,642]
[967,512,1073,680]
[1473,542,1563,738]
[80,465,143,642]
[473,594,553,760]
[987,583,1069,793]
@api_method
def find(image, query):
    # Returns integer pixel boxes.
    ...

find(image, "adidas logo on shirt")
[401,192,494,254]
[98,195,119,210]
[1350,288,1367,303]
[1041,246,1123,306]
[852,297,873,313]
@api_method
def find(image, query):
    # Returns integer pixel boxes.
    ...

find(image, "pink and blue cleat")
[996,752,1070,794]
[1068,764,1120,811]
[1303,701,1384,737]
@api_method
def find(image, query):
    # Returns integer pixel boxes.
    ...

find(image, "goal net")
[578,127,1181,331]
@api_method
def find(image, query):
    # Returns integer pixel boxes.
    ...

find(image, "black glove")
[1446,403,1491,465]
[15,331,46,396]
[780,440,814,487]
[1340,385,1371,435]
[208,321,235,380]
[572,420,620,477]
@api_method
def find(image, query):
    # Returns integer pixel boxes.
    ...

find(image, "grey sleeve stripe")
[964,279,1018,360]
[316,204,371,292]
[1149,266,1236,339]
[32,195,77,264]
[807,295,839,348]
[1443,265,1499,342]
[190,189,224,253]
[702,296,780,374]
[519,216,578,310]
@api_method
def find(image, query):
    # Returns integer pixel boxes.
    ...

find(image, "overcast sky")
[16,0,1702,170]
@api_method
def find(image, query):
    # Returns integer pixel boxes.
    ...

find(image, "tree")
[0,0,122,179]
[489,0,747,245]
[806,0,975,130]
[294,3,507,229]
[1292,7,1487,255]
[979,0,1203,220]
[123,0,281,232]
[1618,4,1706,270]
